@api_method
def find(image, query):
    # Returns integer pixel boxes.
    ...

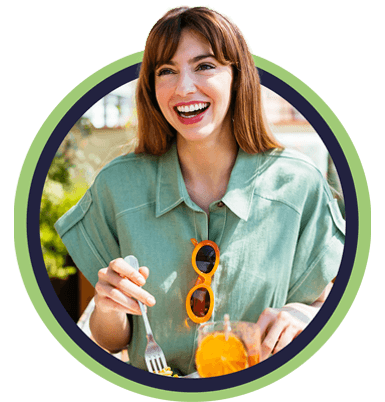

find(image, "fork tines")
[147,354,167,373]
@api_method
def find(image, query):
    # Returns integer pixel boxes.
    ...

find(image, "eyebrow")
[159,54,216,67]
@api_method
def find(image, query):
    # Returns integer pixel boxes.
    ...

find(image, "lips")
[174,102,210,125]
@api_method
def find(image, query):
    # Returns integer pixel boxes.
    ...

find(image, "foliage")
[40,142,88,279]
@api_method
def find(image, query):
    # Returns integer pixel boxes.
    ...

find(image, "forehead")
[172,30,212,59]
[155,29,215,67]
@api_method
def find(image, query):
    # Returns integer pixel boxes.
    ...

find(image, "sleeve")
[54,179,121,287]
[286,177,346,305]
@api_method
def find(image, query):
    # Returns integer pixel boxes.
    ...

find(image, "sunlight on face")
[155,29,233,145]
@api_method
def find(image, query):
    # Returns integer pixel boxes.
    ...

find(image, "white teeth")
[176,102,208,113]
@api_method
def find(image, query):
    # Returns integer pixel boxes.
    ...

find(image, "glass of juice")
[195,315,261,377]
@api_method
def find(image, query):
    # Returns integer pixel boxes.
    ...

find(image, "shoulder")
[92,152,159,191]
[259,147,328,185]
[87,152,160,213]
[263,147,322,175]
[55,152,160,249]
[254,147,332,212]
[97,152,159,179]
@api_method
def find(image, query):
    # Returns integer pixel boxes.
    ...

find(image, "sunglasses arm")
[191,238,199,246]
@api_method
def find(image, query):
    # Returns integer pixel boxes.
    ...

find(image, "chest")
[185,180,227,215]
[116,197,300,318]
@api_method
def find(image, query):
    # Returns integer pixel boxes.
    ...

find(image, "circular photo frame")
[14,52,370,400]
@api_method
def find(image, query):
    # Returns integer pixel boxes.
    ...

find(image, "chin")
[177,129,214,144]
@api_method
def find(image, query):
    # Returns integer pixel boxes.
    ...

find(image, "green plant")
[40,149,88,279]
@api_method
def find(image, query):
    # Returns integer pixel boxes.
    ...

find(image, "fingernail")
[137,276,145,286]
[146,295,156,305]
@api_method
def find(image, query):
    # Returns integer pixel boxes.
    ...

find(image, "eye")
[197,63,215,71]
[156,68,174,77]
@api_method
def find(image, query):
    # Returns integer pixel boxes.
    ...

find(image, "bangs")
[153,29,183,69]
[148,11,235,69]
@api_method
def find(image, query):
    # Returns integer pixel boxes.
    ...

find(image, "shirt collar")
[156,142,268,221]
[155,143,187,218]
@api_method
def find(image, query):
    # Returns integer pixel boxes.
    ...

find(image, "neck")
[176,134,238,205]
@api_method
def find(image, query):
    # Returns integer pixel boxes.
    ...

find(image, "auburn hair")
[135,6,280,155]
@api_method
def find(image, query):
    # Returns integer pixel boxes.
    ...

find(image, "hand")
[256,303,318,361]
[94,258,156,316]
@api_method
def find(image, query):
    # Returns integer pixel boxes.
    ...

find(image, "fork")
[124,255,168,374]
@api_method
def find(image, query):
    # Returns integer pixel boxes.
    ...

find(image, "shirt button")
[217,201,224,207]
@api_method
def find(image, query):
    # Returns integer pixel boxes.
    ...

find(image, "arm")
[90,303,131,354]
[256,281,333,361]
[89,258,156,354]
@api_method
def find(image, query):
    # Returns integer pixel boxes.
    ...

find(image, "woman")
[55,7,345,375]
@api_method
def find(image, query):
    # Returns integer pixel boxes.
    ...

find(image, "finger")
[108,272,156,307]
[97,294,144,315]
[255,307,276,339]
[109,258,146,286]
[100,261,156,306]
[139,266,150,280]
[116,296,146,316]
[272,327,297,355]
[95,282,145,315]
[260,314,289,361]
[95,281,135,310]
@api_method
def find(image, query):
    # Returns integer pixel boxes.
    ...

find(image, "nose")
[175,70,196,97]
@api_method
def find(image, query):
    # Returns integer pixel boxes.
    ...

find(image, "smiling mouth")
[175,102,210,118]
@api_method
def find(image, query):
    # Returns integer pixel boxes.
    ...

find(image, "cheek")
[155,90,169,115]
[223,76,233,101]
[214,88,232,114]
[208,76,233,109]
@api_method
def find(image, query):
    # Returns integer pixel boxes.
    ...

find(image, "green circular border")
[14,52,370,400]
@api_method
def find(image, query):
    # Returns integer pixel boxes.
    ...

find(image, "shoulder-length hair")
[135,6,280,155]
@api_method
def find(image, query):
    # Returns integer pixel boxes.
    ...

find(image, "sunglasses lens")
[196,245,216,274]
[190,287,210,318]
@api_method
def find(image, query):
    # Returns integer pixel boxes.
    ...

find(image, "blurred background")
[40,79,344,345]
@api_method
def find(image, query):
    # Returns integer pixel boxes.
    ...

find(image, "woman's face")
[155,29,233,145]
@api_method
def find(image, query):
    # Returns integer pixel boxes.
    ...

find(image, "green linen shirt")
[55,143,345,375]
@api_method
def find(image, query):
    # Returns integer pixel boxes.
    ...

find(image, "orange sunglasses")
[185,238,220,324]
